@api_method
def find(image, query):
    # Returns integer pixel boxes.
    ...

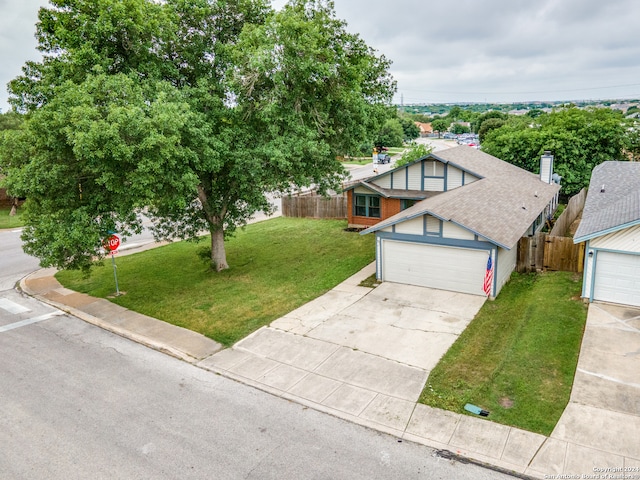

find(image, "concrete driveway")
[200,263,486,433]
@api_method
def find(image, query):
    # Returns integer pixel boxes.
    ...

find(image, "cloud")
[1,0,639,111]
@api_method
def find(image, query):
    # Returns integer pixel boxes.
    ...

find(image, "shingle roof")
[362,146,560,249]
[573,161,640,242]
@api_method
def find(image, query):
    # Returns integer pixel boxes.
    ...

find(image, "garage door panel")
[382,240,487,296]
[594,252,640,307]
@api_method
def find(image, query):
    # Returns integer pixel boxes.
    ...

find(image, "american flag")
[483,255,493,296]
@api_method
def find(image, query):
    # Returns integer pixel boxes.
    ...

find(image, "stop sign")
[104,234,121,253]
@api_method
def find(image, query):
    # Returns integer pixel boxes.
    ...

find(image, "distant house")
[344,146,560,297]
[414,122,433,137]
[574,161,640,307]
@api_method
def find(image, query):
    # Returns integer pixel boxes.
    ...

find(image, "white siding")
[381,226,393,233]
[381,240,488,296]
[496,246,517,295]
[590,224,640,253]
[447,167,463,190]
[407,163,422,190]
[465,174,479,184]
[374,173,392,189]
[583,248,595,299]
[391,171,407,190]
[354,186,375,194]
[442,222,475,240]
[424,177,445,191]
[394,217,423,235]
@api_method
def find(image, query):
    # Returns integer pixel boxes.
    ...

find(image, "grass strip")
[0,206,25,229]
[419,271,587,435]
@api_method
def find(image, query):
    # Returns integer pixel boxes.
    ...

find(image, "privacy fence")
[517,189,587,273]
[281,193,347,219]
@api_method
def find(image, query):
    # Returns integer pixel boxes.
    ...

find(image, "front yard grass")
[0,206,25,229]
[419,271,587,436]
[56,218,374,347]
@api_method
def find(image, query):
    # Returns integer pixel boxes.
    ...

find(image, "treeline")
[393,104,640,197]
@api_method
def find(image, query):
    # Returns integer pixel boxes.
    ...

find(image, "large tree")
[1,0,395,272]
[481,107,636,196]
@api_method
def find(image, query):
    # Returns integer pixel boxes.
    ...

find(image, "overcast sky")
[2,0,640,112]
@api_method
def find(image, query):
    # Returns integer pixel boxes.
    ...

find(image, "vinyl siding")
[394,216,424,235]
[407,163,422,190]
[442,221,476,240]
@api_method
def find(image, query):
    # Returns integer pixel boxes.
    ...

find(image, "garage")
[381,240,489,296]
[593,251,640,307]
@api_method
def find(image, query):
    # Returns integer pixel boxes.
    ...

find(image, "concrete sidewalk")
[20,264,640,479]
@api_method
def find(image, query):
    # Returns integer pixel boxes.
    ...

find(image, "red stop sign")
[104,234,121,252]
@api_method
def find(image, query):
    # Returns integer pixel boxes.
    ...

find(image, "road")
[0,195,515,479]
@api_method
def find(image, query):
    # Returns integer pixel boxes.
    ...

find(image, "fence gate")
[517,232,584,273]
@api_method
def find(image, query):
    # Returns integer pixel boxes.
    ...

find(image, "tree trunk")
[210,227,229,271]
[9,198,18,216]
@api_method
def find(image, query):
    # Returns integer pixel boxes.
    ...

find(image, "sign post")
[104,234,121,296]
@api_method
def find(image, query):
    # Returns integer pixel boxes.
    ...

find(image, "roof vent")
[600,184,605,193]
[522,204,527,210]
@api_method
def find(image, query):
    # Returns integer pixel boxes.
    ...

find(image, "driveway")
[200,263,486,432]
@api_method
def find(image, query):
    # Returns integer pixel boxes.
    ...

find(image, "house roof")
[573,161,640,243]
[361,146,560,249]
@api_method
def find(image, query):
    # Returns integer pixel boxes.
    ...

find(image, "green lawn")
[56,218,375,346]
[341,157,373,166]
[0,206,25,229]
[419,271,587,436]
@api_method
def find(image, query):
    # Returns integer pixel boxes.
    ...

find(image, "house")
[414,122,433,137]
[346,147,560,297]
[573,161,640,307]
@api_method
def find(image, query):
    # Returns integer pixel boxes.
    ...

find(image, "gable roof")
[362,146,560,249]
[573,161,640,243]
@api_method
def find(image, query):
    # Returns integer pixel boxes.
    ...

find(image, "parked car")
[376,153,391,164]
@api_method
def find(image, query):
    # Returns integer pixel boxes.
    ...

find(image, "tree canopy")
[1,0,395,272]
[481,107,637,196]
[394,143,433,168]
[374,118,404,147]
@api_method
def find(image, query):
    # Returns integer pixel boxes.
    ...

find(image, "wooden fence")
[550,188,586,237]
[281,194,347,219]
[517,232,585,273]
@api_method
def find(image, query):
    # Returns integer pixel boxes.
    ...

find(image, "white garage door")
[382,240,488,296]
[593,251,640,307]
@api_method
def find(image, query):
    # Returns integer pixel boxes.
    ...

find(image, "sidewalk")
[20,264,640,479]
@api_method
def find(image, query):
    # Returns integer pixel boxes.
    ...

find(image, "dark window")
[401,199,417,210]
[354,194,381,218]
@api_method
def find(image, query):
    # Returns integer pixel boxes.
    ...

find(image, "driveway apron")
[199,264,486,435]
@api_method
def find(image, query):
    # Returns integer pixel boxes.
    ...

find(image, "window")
[401,199,417,210]
[354,194,380,218]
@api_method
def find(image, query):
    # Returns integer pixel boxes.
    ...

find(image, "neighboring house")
[573,161,640,307]
[345,146,560,297]
[414,122,433,137]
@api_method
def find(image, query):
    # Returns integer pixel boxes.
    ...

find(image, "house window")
[401,199,417,210]
[354,195,380,218]
[425,215,442,236]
